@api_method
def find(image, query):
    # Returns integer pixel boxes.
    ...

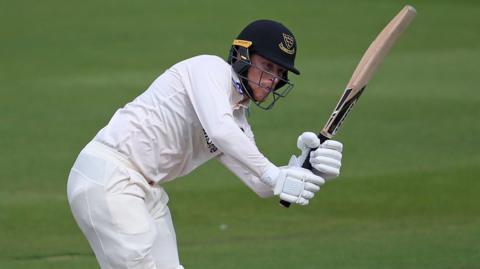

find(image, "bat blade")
[279,5,416,208]
[320,5,416,139]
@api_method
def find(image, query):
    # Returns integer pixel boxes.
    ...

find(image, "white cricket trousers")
[67,141,184,269]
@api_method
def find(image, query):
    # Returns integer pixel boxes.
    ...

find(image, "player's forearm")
[208,122,274,179]
[216,153,274,198]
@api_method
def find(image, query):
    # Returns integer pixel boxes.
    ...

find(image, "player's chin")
[255,93,270,102]
[254,88,272,102]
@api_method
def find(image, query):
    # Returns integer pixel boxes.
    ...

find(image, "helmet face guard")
[228,41,294,110]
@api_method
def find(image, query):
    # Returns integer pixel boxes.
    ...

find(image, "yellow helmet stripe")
[233,39,252,48]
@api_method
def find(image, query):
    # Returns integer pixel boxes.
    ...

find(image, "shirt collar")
[230,71,250,110]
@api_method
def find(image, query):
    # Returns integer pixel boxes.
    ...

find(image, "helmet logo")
[279,33,295,55]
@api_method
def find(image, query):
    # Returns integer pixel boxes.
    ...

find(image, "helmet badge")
[279,33,295,55]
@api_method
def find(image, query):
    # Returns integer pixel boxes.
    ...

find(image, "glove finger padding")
[320,140,343,152]
[311,148,342,160]
[310,155,341,169]
[285,167,325,186]
[310,148,342,174]
[312,164,340,177]
[304,182,321,193]
[309,140,343,180]
[279,193,309,206]
[279,193,298,203]
[301,190,315,200]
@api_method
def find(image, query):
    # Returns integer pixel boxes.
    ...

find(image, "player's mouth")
[257,86,272,100]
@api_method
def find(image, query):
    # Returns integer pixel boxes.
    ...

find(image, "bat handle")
[279,133,330,208]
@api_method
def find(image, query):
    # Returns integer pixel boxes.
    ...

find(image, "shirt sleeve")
[182,56,275,179]
[216,153,274,198]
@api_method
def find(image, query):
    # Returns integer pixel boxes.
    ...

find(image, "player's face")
[247,54,286,102]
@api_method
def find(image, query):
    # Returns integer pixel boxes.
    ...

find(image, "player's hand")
[260,166,324,206]
[290,132,343,181]
[310,139,343,180]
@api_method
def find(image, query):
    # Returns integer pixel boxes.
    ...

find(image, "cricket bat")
[280,5,417,208]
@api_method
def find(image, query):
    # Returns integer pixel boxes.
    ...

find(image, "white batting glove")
[290,132,343,181]
[260,166,325,206]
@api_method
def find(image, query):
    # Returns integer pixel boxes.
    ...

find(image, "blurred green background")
[1,0,479,268]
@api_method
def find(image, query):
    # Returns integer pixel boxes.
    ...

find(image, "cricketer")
[67,19,344,269]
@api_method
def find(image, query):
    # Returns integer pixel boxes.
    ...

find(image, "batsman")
[67,20,344,269]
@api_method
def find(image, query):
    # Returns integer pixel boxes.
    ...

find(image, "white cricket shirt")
[94,55,274,196]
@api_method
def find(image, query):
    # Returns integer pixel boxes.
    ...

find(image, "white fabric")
[216,153,274,198]
[215,115,273,198]
[259,165,324,206]
[68,56,281,268]
[94,55,275,188]
[67,142,182,269]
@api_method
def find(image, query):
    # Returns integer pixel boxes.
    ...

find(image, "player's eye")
[262,62,284,77]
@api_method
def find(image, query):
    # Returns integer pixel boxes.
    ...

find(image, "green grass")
[1,0,479,268]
